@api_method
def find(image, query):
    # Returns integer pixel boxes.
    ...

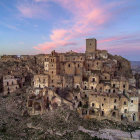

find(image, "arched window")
[92,103,94,107]
[112,112,116,117]
[78,101,82,107]
[101,111,104,116]
[92,78,95,82]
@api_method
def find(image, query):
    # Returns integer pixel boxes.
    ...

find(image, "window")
[75,96,77,99]
[113,89,115,93]
[52,71,53,74]
[104,98,106,101]
[102,104,104,106]
[52,80,53,83]
[131,100,133,103]
[78,101,82,107]
[78,64,80,68]
[112,112,116,117]
[124,101,126,105]
[91,110,95,114]
[68,64,70,67]
[92,103,94,107]
[92,78,95,82]
[114,106,116,110]
[85,94,87,98]
[84,86,87,90]
[101,111,104,116]
[124,109,127,113]
[114,99,117,103]
[113,84,115,88]
[91,86,93,90]
[123,84,125,88]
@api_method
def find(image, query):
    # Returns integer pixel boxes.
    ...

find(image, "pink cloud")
[50,29,70,41]
[33,0,129,52]
[97,33,140,54]
[34,40,76,52]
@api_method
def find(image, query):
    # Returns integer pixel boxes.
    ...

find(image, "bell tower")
[86,38,97,53]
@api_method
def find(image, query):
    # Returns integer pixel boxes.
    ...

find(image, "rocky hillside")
[0,88,140,140]
[108,54,132,78]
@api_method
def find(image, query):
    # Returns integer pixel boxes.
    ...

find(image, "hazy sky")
[0,0,140,60]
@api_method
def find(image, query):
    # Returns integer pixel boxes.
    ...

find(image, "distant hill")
[131,61,140,67]
[131,61,140,73]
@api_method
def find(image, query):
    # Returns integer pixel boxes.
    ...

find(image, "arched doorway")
[132,113,136,121]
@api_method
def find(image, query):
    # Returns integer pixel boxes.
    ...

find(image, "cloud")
[33,0,138,53]
[16,1,48,18]
[34,0,114,52]
[34,40,77,52]
[98,33,140,54]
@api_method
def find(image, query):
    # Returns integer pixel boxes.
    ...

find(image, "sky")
[0,0,140,61]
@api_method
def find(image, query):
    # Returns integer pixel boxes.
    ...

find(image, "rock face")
[109,54,132,78]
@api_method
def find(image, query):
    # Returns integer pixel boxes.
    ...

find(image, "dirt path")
[79,126,140,140]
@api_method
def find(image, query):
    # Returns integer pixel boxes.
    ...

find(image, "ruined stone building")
[2,75,20,95]
[79,92,139,122]
[26,38,140,122]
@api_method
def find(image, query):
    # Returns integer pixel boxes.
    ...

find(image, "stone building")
[33,74,49,88]
[27,88,73,115]
[78,92,139,122]
[3,75,20,95]
[29,38,140,122]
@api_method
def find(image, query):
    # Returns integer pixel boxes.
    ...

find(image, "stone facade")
[26,38,140,122]
[3,75,20,95]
